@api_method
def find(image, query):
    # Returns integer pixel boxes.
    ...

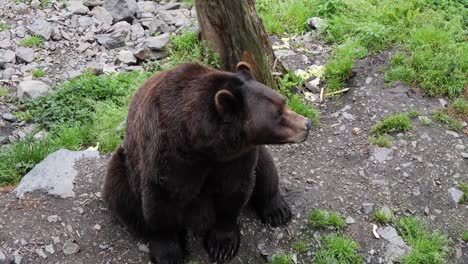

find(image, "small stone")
[365,77,372,84]
[47,215,59,223]
[133,44,151,60]
[0,49,16,66]
[15,47,34,63]
[144,33,170,51]
[369,147,393,163]
[13,252,22,264]
[461,152,468,159]
[85,62,104,75]
[455,144,465,150]
[52,236,61,244]
[361,203,374,214]
[17,80,51,99]
[28,19,53,40]
[2,113,16,122]
[345,216,356,224]
[62,242,80,255]
[352,127,361,135]
[446,130,459,138]
[138,243,149,253]
[92,6,113,25]
[104,0,138,23]
[306,17,323,30]
[305,78,320,93]
[0,250,6,263]
[438,98,448,107]
[67,1,89,14]
[36,248,47,259]
[77,43,92,53]
[304,92,318,102]
[45,244,55,254]
[93,224,101,230]
[448,187,463,203]
[118,50,137,64]
[67,225,73,233]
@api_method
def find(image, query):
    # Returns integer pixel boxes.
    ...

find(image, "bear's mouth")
[284,130,309,144]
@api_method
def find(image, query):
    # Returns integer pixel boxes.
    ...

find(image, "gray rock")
[15,47,34,63]
[345,216,356,224]
[45,244,55,254]
[159,3,181,10]
[67,1,89,14]
[36,248,47,259]
[0,250,6,263]
[137,1,156,13]
[13,251,21,264]
[144,33,170,51]
[28,20,53,40]
[92,6,113,25]
[377,226,412,263]
[15,26,26,38]
[118,50,136,64]
[0,30,10,41]
[305,78,320,93]
[131,23,145,41]
[361,203,374,214]
[2,113,16,122]
[370,147,393,163]
[17,80,51,99]
[86,62,104,75]
[62,242,80,255]
[96,31,127,49]
[0,39,12,49]
[47,215,60,223]
[446,130,459,138]
[138,243,149,253]
[448,187,463,203]
[0,49,16,66]
[274,49,296,58]
[306,17,323,30]
[461,152,468,159]
[104,0,138,23]
[133,43,150,60]
[2,67,15,80]
[13,149,99,198]
[78,16,92,28]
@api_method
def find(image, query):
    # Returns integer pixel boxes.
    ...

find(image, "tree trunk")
[194,0,283,89]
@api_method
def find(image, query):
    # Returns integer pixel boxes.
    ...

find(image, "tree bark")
[194,0,283,89]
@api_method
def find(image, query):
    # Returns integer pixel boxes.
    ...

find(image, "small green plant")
[19,35,44,47]
[369,135,391,148]
[314,234,363,264]
[419,117,432,126]
[374,209,392,224]
[458,182,468,204]
[371,113,412,135]
[309,208,345,229]
[432,110,463,131]
[182,0,193,5]
[292,241,309,253]
[408,109,420,119]
[463,230,468,242]
[0,22,10,31]
[396,216,449,264]
[270,253,292,264]
[0,87,8,97]
[32,68,45,78]
[40,0,51,8]
[450,98,468,120]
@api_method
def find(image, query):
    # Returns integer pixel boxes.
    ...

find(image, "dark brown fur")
[103,63,311,263]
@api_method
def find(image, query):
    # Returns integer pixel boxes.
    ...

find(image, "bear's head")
[213,62,312,146]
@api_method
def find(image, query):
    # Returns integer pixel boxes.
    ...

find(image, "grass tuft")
[270,254,292,264]
[374,209,392,224]
[463,231,468,242]
[32,68,45,78]
[408,109,420,119]
[0,87,8,97]
[309,208,345,229]
[314,233,363,264]
[449,98,468,121]
[431,110,463,131]
[369,135,391,148]
[0,22,10,31]
[458,182,468,204]
[396,216,449,264]
[292,240,309,253]
[19,35,44,47]
[371,113,412,135]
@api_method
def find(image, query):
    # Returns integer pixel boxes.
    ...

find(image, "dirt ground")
[0,50,467,264]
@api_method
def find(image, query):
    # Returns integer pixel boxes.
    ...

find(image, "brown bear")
[103,62,312,263]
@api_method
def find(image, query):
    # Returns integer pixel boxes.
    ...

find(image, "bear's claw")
[204,227,240,262]
[258,195,292,227]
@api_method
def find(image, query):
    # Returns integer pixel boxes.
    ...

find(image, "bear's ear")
[215,89,237,114]
[236,61,252,73]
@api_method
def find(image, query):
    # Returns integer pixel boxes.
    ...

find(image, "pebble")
[93,224,101,230]
[62,242,80,255]
[47,215,59,223]
[361,203,375,214]
[2,113,16,122]
[35,248,47,259]
[461,152,468,159]
[45,244,55,254]
[345,216,356,224]
[138,243,149,253]
[0,250,5,263]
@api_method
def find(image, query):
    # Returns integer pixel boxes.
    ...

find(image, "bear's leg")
[251,145,292,227]
[142,183,187,264]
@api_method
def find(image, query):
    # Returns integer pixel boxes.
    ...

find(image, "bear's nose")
[305,119,312,130]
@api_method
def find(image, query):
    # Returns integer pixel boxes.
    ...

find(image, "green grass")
[256,0,318,34]
[0,71,150,186]
[371,113,412,135]
[369,135,391,148]
[309,208,345,229]
[450,98,468,120]
[374,209,392,224]
[408,109,420,119]
[18,35,44,47]
[419,117,432,126]
[458,182,468,204]
[258,0,467,96]
[431,110,463,131]
[0,22,10,31]
[0,87,8,97]
[270,254,292,264]
[463,231,468,242]
[292,240,309,253]
[396,216,449,264]
[32,69,45,78]
[314,233,363,264]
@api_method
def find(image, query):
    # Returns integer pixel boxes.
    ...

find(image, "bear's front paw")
[204,226,240,262]
[257,195,292,227]
[149,237,186,264]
